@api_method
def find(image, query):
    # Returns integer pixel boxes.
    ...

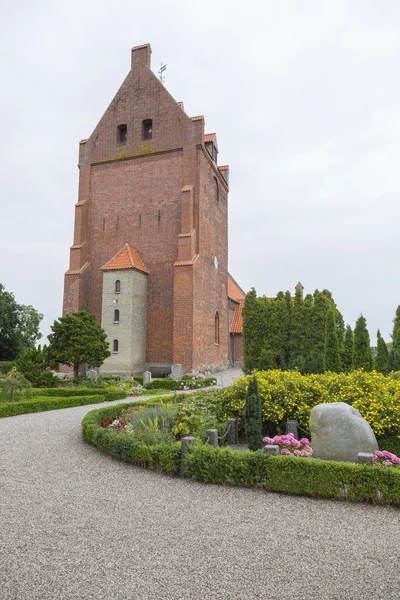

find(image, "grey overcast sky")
[1,0,399,343]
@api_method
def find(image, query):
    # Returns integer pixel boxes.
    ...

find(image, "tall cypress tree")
[243,289,266,373]
[342,325,354,372]
[324,307,342,372]
[244,376,262,451]
[375,330,389,375]
[389,306,400,372]
[353,315,373,371]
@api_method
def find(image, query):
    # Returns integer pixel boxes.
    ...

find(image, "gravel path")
[1,389,400,599]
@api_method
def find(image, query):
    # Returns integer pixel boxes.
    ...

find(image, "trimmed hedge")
[82,401,181,474]
[185,446,400,506]
[82,400,400,506]
[144,377,217,391]
[31,387,108,397]
[0,389,127,418]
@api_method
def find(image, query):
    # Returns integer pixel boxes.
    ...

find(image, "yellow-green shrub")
[220,369,400,439]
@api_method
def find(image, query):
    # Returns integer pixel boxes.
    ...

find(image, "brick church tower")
[63,43,231,375]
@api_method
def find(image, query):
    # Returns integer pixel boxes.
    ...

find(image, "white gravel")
[1,387,400,599]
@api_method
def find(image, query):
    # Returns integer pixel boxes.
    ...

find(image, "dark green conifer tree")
[341,325,354,372]
[243,289,266,373]
[375,330,389,375]
[244,376,262,451]
[389,306,400,372]
[353,315,373,371]
[324,307,342,372]
[258,347,276,371]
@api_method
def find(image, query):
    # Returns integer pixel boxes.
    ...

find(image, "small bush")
[122,403,177,432]
[132,376,143,385]
[16,345,55,388]
[0,361,16,375]
[0,368,32,402]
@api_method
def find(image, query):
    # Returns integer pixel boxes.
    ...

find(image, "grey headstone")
[286,420,299,439]
[171,364,183,381]
[116,384,124,390]
[53,372,66,380]
[180,436,196,478]
[143,371,152,385]
[86,369,98,381]
[263,444,280,456]
[206,429,218,447]
[226,418,238,446]
[310,402,378,462]
[357,452,374,465]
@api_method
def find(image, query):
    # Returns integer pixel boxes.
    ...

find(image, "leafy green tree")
[342,325,354,372]
[324,307,342,372]
[0,367,32,402]
[244,376,262,451]
[375,330,389,375]
[389,306,400,372]
[47,310,110,383]
[16,345,55,388]
[353,315,373,371]
[0,283,42,360]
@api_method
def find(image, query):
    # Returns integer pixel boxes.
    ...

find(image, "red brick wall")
[63,45,230,372]
[191,149,229,369]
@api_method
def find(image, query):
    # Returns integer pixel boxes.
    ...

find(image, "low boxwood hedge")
[82,400,181,474]
[31,387,108,397]
[82,400,400,506]
[0,390,127,418]
[144,377,216,391]
[185,445,400,506]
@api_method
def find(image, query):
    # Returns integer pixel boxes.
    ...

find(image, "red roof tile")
[174,254,199,266]
[191,115,204,122]
[181,185,193,192]
[231,299,244,333]
[218,165,228,171]
[228,273,246,301]
[204,133,216,143]
[101,244,149,274]
[65,262,90,276]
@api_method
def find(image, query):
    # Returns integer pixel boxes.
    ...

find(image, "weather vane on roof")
[158,62,167,84]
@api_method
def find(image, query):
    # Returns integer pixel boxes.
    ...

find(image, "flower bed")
[83,398,400,507]
[263,432,313,457]
[221,369,400,440]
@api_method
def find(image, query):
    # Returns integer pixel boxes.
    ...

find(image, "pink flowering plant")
[263,432,313,457]
[373,450,400,468]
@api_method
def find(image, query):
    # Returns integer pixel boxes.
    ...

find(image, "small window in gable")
[114,309,120,323]
[142,119,152,140]
[118,125,127,144]
[113,339,119,353]
[215,312,220,345]
[115,280,121,293]
[212,144,218,163]
[214,177,219,202]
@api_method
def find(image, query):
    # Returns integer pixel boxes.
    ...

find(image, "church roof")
[228,273,246,301]
[231,299,244,333]
[228,273,246,334]
[101,244,149,274]
[204,133,216,143]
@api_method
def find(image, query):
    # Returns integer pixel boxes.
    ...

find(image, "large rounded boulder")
[309,402,378,462]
